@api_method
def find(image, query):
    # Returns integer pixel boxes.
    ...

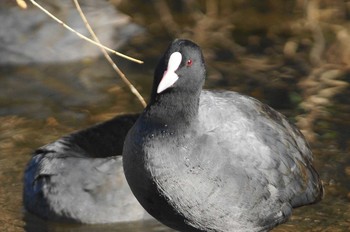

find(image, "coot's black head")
[150,39,206,102]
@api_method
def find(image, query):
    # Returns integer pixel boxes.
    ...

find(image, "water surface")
[1,1,350,231]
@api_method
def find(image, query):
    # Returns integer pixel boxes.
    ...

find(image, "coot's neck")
[144,89,201,129]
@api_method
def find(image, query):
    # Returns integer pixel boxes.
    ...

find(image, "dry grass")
[17,0,147,108]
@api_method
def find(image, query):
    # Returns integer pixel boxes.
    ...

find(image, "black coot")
[23,114,152,223]
[123,39,323,232]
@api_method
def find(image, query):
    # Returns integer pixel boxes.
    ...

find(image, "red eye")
[186,59,193,67]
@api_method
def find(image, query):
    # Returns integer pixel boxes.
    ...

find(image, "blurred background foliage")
[115,0,350,148]
[1,1,350,231]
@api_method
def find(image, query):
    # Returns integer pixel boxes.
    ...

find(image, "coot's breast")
[122,39,322,232]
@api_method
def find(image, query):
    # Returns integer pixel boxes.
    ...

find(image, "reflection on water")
[1,0,350,231]
[24,213,173,232]
[0,119,341,232]
[1,60,350,232]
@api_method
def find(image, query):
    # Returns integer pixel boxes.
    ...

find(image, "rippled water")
[1,1,350,231]
[1,57,349,232]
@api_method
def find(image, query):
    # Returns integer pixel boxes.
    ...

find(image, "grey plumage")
[23,114,152,223]
[123,39,323,232]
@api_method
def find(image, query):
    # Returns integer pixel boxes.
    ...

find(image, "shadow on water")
[1,0,350,231]
[23,213,173,232]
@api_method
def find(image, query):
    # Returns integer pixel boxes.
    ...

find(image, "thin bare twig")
[29,0,143,64]
[16,0,28,9]
[73,0,147,108]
